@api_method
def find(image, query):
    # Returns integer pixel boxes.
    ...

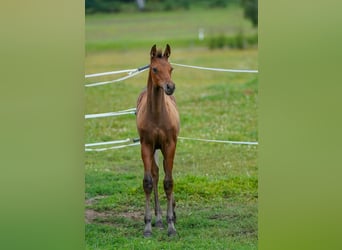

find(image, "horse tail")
[154,150,159,167]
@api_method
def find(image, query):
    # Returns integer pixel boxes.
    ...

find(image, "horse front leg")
[152,150,163,229]
[141,144,154,237]
[162,144,177,236]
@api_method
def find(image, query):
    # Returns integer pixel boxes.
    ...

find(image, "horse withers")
[136,44,180,237]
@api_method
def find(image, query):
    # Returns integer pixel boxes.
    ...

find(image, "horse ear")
[150,44,157,59]
[163,44,171,59]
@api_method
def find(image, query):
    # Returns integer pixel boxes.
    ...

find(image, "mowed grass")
[85,7,258,250]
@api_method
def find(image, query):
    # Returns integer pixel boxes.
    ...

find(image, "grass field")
[85,6,258,250]
[85,6,256,51]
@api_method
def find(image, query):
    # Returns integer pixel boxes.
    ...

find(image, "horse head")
[149,44,175,95]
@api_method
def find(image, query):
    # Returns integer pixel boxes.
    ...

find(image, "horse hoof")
[167,228,177,237]
[155,220,164,229]
[143,231,152,237]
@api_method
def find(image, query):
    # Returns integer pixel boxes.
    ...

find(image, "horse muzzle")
[163,82,175,95]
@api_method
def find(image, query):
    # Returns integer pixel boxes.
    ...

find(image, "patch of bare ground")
[85,209,109,224]
[85,195,143,224]
[85,209,144,224]
[85,195,108,206]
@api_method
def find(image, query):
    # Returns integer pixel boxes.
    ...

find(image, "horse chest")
[137,114,178,145]
[151,126,176,149]
[147,119,177,136]
[138,103,179,132]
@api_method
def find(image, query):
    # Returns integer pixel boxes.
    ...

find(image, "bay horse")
[136,44,180,237]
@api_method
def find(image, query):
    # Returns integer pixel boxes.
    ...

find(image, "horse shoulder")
[165,96,180,131]
[136,90,148,131]
[137,89,147,109]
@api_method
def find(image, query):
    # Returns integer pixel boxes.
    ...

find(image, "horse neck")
[147,73,166,118]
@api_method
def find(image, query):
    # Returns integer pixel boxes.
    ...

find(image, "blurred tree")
[241,0,258,27]
[85,0,135,13]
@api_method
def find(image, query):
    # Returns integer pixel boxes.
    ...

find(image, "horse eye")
[170,67,174,72]
[152,67,158,73]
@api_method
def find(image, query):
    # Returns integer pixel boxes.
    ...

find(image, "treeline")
[86,0,239,13]
[209,32,258,50]
[85,0,133,13]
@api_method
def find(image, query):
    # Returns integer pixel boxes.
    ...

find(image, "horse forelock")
[156,49,163,58]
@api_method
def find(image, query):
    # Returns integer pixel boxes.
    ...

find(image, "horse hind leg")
[164,176,176,236]
[152,150,163,229]
[172,196,176,224]
[141,145,154,237]
[143,173,153,237]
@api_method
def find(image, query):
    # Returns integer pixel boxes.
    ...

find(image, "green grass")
[85,6,258,250]
[86,6,256,51]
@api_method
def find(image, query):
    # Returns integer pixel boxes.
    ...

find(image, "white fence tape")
[85,69,136,78]
[85,63,258,88]
[85,69,147,87]
[85,142,140,152]
[178,136,258,145]
[85,138,131,147]
[171,63,258,73]
[85,63,258,151]
[85,108,136,119]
